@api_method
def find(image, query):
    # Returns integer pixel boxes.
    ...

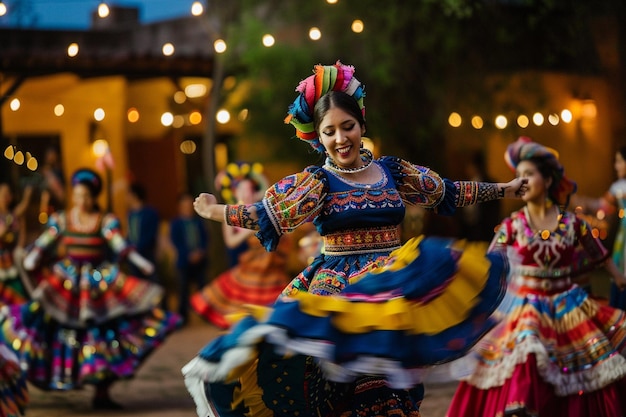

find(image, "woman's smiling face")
[72,183,95,212]
[318,106,365,170]
[516,160,551,203]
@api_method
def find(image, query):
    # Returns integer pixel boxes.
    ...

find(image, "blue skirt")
[183,236,508,417]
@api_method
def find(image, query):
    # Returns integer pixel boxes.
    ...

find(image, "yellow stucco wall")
[2,74,130,219]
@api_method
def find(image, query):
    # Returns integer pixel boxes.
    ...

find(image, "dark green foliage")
[207,0,626,171]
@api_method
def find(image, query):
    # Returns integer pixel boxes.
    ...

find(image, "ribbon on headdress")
[215,162,268,204]
[505,136,577,207]
[284,61,365,152]
[71,168,102,197]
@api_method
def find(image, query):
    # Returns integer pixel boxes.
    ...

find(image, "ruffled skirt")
[0,344,27,417]
[0,259,181,390]
[31,260,164,327]
[191,246,290,329]
[447,282,626,417]
[183,236,509,417]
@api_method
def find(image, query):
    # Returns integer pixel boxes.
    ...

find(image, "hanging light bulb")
[13,151,24,165]
[0,2,7,17]
[27,155,38,171]
[191,1,203,16]
[98,2,110,18]
[4,145,14,160]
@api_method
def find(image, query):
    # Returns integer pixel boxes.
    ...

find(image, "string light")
[9,98,20,111]
[448,108,579,130]
[262,34,275,47]
[162,42,175,56]
[216,109,230,124]
[67,42,79,57]
[309,27,322,41]
[191,1,203,16]
[351,20,364,33]
[4,145,38,171]
[97,2,110,18]
[91,139,109,158]
[214,39,227,53]
[0,1,7,17]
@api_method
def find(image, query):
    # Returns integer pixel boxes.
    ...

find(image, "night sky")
[0,0,195,29]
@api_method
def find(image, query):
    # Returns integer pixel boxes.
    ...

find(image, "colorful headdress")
[284,60,366,152]
[71,168,102,197]
[505,136,577,207]
[216,161,268,204]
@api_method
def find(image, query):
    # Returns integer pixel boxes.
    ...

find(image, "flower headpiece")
[284,60,365,152]
[71,168,102,197]
[505,136,577,207]
[216,162,268,204]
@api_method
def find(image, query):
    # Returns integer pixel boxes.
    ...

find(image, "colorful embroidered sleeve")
[32,211,64,251]
[252,167,327,251]
[101,213,131,258]
[380,156,446,208]
[453,181,503,207]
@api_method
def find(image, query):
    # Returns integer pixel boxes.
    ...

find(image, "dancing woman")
[183,61,528,417]
[447,137,626,417]
[0,168,181,409]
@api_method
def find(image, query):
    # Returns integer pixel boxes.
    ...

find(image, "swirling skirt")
[0,344,27,417]
[0,259,182,390]
[191,247,289,329]
[447,282,626,416]
[0,301,181,390]
[183,236,509,417]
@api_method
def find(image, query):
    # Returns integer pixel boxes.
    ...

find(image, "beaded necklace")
[524,204,563,240]
[324,148,373,174]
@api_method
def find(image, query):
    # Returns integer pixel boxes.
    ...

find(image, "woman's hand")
[23,250,40,271]
[615,274,626,291]
[502,178,529,199]
[194,193,218,219]
[128,251,155,276]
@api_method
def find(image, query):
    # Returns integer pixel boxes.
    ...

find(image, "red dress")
[447,208,626,417]
[191,234,291,329]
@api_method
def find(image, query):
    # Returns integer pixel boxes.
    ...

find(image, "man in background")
[126,183,161,284]
[169,192,209,325]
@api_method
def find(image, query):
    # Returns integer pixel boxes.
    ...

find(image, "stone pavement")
[25,314,458,417]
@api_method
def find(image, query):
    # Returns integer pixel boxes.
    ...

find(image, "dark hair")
[129,183,147,202]
[313,91,366,136]
[71,168,102,198]
[617,146,626,161]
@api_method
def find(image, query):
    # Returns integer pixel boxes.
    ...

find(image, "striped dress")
[0,344,27,417]
[0,210,180,391]
[447,209,626,417]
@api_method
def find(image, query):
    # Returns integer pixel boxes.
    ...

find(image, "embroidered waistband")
[514,265,571,278]
[323,226,401,256]
[514,276,572,292]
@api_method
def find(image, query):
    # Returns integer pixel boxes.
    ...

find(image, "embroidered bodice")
[32,211,129,265]
[225,156,503,255]
[488,209,608,278]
